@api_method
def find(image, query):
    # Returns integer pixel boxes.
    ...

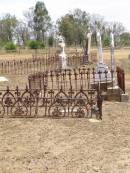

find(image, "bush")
[39,42,45,48]
[5,42,16,50]
[28,40,45,49]
[103,37,110,47]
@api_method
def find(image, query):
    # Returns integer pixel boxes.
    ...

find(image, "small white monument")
[110,32,116,73]
[87,29,92,60]
[83,29,92,64]
[94,31,111,82]
[57,34,68,69]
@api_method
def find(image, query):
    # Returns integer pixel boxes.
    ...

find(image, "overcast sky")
[0,0,130,31]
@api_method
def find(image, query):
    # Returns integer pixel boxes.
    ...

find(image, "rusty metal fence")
[0,50,125,119]
[0,53,83,75]
[0,86,102,119]
[0,66,124,119]
[28,67,115,92]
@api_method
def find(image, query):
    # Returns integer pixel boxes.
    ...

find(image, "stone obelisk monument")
[96,31,108,72]
[83,29,92,64]
[110,32,116,73]
[95,30,111,81]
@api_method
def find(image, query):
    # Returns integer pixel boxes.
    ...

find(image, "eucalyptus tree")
[73,9,90,45]
[0,14,17,45]
[57,9,90,46]
[14,21,30,46]
[57,14,76,45]
[33,1,52,42]
[24,7,35,32]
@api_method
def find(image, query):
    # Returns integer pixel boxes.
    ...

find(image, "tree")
[0,14,17,45]
[24,7,35,31]
[57,14,76,45]
[120,32,130,46]
[90,14,107,46]
[57,9,90,46]
[48,35,54,46]
[109,22,125,46]
[14,21,30,46]
[73,9,90,45]
[33,1,51,42]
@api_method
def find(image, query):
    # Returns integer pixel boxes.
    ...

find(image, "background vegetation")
[0,1,130,51]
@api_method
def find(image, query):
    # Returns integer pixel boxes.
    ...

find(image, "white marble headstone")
[57,35,68,69]
[94,31,112,82]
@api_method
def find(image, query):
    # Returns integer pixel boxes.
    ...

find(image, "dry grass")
[0,49,130,173]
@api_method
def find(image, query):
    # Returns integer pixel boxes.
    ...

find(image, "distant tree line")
[0,1,130,50]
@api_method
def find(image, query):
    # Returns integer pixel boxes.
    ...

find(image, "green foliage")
[0,4,127,48]
[39,41,45,48]
[5,42,16,50]
[103,36,110,47]
[0,41,7,49]
[57,10,126,47]
[33,1,51,41]
[48,35,54,46]
[57,9,90,45]
[120,32,130,46]
[0,14,18,43]
[28,40,45,49]
[28,40,39,49]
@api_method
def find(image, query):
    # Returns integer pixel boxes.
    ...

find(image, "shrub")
[28,40,39,49]
[28,40,45,49]
[39,42,45,48]
[5,42,16,50]
[103,37,110,47]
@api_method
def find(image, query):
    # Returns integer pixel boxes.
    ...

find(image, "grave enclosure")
[0,32,127,119]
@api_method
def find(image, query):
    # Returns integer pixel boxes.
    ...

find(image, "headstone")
[110,32,116,73]
[95,31,111,82]
[57,34,69,70]
[110,32,117,87]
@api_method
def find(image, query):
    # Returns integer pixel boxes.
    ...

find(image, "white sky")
[0,0,130,31]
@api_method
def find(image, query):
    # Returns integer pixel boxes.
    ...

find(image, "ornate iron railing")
[28,68,115,92]
[0,86,102,119]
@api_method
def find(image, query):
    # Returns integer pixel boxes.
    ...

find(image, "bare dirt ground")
[0,49,130,173]
[0,99,130,173]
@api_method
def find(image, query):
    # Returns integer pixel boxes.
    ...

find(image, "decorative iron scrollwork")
[48,103,66,118]
[2,92,16,107]
[21,90,35,107]
[11,99,28,117]
[0,84,102,119]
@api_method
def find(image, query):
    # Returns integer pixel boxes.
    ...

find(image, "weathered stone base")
[106,86,128,102]
[91,81,113,91]
[107,86,122,101]
[121,93,129,102]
